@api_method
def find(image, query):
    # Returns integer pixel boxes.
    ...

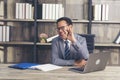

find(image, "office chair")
[79,34,95,53]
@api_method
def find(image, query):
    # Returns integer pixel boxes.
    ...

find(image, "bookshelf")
[91,0,120,66]
[91,0,120,43]
[0,0,89,63]
[0,0,120,65]
[0,0,35,63]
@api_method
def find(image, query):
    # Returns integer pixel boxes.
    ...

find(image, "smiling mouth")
[59,34,63,37]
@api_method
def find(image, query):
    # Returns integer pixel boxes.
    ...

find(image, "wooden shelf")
[92,21,120,24]
[0,19,89,23]
[37,43,120,47]
[0,19,34,22]
[37,19,89,23]
[95,43,120,47]
[0,42,119,47]
[0,42,52,46]
[0,42,34,46]
[36,42,51,46]
[72,20,89,23]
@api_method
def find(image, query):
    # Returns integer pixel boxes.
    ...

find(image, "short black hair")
[56,17,73,25]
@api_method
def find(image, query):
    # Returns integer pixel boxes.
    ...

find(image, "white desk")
[0,64,120,80]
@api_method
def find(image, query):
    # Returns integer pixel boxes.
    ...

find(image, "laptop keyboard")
[70,67,84,71]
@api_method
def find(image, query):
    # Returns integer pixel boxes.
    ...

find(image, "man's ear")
[69,25,72,27]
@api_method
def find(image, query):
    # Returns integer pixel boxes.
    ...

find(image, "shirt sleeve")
[71,35,89,60]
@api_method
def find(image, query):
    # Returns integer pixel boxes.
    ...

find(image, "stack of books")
[0,25,10,42]
[37,3,64,20]
[15,3,34,19]
[92,4,109,21]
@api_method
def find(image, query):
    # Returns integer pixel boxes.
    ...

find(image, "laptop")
[69,52,110,73]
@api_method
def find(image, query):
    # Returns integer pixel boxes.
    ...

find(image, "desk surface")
[0,64,120,80]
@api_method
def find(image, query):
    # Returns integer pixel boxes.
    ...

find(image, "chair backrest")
[79,34,95,54]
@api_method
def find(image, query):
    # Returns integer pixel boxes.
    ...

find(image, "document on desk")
[29,64,63,72]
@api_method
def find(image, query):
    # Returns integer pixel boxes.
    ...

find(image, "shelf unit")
[0,0,119,64]
[0,0,90,63]
[91,0,120,43]
[91,0,120,66]
[0,0,35,63]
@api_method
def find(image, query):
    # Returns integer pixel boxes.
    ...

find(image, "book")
[0,1,4,24]
[113,31,120,44]
[0,1,4,18]
[25,3,30,19]
[8,63,39,69]
[6,26,10,42]
[48,3,52,19]
[36,3,42,19]
[46,35,58,42]
[92,4,102,21]
[105,4,109,20]
[19,3,23,19]
[102,4,109,21]
[15,3,19,19]
[0,26,2,41]
[55,4,59,19]
[2,25,6,42]
[29,64,63,72]
[58,4,64,19]
[83,3,88,20]
[42,3,46,19]
[45,3,49,19]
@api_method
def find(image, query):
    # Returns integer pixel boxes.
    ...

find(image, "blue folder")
[8,63,39,69]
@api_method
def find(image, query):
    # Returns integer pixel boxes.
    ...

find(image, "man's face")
[57,20,69,40]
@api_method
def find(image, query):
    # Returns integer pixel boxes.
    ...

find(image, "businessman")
[51,17,89,67]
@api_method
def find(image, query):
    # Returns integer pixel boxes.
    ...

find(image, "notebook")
[69,52,110,73]
[8,63,39,69]
[29,63,63,71]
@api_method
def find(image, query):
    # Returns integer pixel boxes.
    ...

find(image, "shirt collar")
[63,39,71,44]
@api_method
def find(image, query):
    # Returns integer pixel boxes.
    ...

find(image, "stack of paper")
[30,64,63,72]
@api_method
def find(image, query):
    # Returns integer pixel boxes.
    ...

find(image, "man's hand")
[67,25,76,43]
[74,59,87,68]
